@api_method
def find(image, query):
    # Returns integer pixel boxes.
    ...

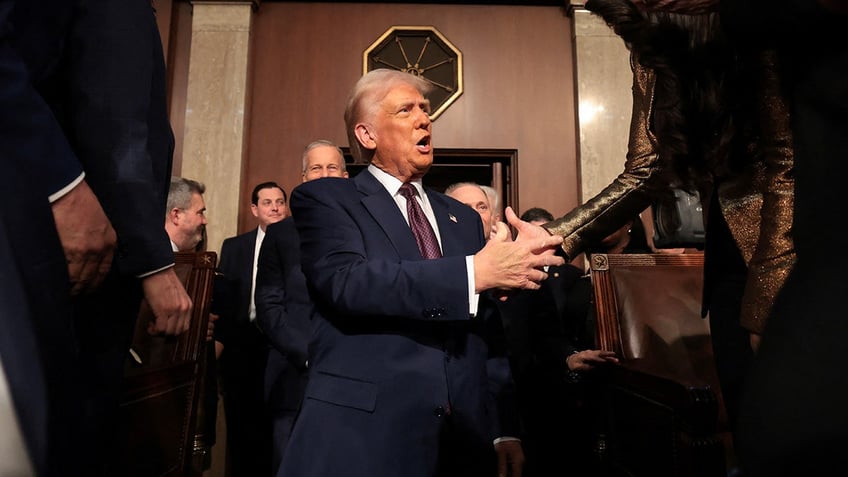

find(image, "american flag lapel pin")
[449,213,457,223]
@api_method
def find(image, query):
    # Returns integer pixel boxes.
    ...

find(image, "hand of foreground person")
[143,267,193,336]
[495,439,525,477]
[52,180,116,295]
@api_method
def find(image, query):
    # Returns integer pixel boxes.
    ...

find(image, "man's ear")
[354,123,377,151]
[168,208,181,225]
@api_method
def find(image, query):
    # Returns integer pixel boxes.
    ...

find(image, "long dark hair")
[585,0,749,191]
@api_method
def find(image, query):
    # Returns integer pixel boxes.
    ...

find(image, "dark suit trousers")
[434,411,497,477]
[219,322,272,476]
[703,200,753,442]
[72,272,143,476]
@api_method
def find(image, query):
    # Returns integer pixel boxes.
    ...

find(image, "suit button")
[434,406,446,418]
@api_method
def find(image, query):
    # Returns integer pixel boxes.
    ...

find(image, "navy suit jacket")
[216,229,258,345]
[3,0,174,277]
[0,165,75,477]
[1,2,174,474]
[279,172,513,477]
[255,217,311,410]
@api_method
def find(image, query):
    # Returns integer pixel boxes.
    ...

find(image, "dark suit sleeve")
[484,298,521,438]
[255,219,310,370]
[62,0,175,276]
[0,3,82,200]
[213,237,239,346]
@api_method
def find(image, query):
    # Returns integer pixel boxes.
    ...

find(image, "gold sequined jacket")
[544,51,795,334]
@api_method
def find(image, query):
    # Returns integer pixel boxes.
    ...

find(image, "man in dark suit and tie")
[277,69,564,477]
[1,2,192,475]
[216,181,287,476]
[255,140,349,474]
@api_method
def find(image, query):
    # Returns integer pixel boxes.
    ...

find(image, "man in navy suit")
[255,139,349,474]
[1,1,192,475]
[216,181,288,476]
[278,69,564,477]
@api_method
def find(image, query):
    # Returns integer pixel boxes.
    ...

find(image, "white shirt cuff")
[466,255,479,316]
[49,172,85,203]
[493,436,521,445]
[138,263,176,279]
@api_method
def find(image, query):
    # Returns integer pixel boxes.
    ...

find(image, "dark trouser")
[435,411,497,477]
[219,324,272,476]
[737,260,848,476]
[73,272,143,476]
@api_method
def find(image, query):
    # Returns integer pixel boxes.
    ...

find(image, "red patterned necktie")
[399,183,442,259]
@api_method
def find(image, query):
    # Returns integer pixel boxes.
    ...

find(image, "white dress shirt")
[249,227,266,321]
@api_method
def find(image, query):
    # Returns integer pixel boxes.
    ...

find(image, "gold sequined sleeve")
[543,58,659,259]
[739,50,796,334]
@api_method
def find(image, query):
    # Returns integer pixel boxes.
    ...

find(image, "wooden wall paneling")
[242,2,579,233]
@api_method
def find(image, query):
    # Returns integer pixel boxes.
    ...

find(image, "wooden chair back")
[592,253,718,386]
[589,253,728,477]
[118,251,217,477]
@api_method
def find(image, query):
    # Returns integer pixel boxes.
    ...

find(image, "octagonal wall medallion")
[363,26,463,121]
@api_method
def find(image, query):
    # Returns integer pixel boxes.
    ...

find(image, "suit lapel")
[355,172,422,259]
[429,192,473,257]
[242,228,258,284]
[353,172,480,259]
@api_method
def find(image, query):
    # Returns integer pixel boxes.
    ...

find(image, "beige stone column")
[181,1,254,254]
[568,2,632,202]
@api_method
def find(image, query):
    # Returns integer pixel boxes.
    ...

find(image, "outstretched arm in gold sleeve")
[543,58,661,259]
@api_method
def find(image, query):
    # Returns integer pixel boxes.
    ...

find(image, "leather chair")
[589,253,729,477]
[117,251,218,477]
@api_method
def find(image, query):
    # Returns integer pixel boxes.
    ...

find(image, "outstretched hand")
[507,206,556,250]
[473,207,564,292]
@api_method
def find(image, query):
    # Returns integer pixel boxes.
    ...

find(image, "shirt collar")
[367,163,424,198]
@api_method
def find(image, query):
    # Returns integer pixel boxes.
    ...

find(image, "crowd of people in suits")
[207,84,671,476]
[3,0,847,476]
[205,164,646,476]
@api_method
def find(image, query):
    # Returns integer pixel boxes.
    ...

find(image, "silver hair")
[445,182,486,198]
[301,139,347,173]
[479,185,501,214]
[166,176,205,214]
